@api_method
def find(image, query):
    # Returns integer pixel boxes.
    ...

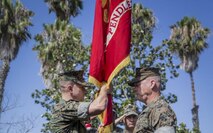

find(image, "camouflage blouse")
[50,99,90,133]
[133,97,177,133]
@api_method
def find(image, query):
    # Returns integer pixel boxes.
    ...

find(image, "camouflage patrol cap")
[128,67,160,87]
[58,70,90,87]
[124,104,138,117]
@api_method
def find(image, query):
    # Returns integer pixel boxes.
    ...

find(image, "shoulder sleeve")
[150,103,177,129]
[59,101,90,120]
[51,101,79,122]
[50,101,88,132]
[77,102,90,120]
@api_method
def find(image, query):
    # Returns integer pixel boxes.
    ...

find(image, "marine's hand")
[114,114,126,125]
[100,84,112,94]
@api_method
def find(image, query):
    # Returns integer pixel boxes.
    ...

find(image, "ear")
[67,82,74,93]
[150,79,156,90]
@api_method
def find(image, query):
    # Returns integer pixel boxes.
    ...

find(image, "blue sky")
[1,0,213,133]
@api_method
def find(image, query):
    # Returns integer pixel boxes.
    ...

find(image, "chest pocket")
[134,112,150,132]
[150,105,165,127]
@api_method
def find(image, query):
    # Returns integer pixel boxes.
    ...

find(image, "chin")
[128,124,135,127]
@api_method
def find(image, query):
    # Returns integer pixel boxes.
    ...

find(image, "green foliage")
[34,20,90,84]
[176,122,201,133]
[44,0,83,20]
[0,0,34,61]
[165,16,210,73]
[176,123,191,133]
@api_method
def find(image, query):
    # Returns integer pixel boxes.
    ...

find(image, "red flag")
[89,0,131,132]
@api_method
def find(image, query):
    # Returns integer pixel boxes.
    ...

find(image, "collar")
[141,96,162,113]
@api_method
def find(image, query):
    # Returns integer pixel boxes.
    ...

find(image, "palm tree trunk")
[189,72,200,132]
[0,59,10,116]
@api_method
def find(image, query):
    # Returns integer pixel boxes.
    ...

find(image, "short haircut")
[59,80,74,93]
[147,76,161,89]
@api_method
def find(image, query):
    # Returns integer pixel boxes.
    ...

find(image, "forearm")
[114,114,125,125]
[88,89,108,116]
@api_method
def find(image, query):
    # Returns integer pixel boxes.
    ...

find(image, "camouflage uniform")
[50,70,92,133]
[133,97,177,133]
[50,99,90,133]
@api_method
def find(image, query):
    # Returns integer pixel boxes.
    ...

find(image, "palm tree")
[166,16,210,131]
[34,20,87,89]
[44,0,83,21]
[0,0,33,114]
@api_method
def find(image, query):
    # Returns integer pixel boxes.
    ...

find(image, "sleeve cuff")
[154,126,175,133]
[78,102,90,119]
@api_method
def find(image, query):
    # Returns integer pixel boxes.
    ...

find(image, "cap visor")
[128,78,140,87]
[126,111,138,116]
